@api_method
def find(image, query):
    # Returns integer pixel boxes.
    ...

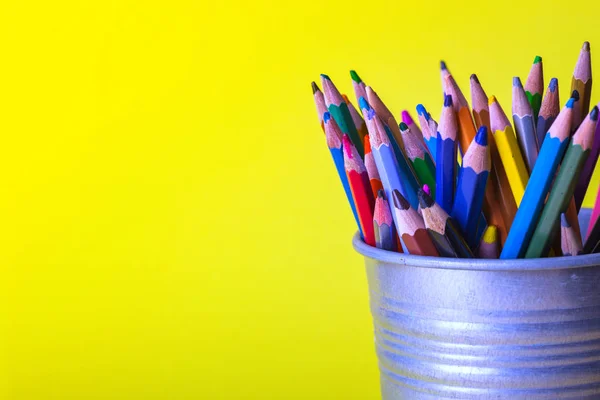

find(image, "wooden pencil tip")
[583,41,590,51]
[591,106,599,121]
[377,189,386,199]
[423,184,431,196]
[416,104,428,118]
[513,77,522,87]
[342,134,354,158]
[323,112,331,123]
[399,122,409,131]
[350,70,362,83]
[358,96,370,111]
[401,110,414,125]
[488,95,497,105]
[533,55,542,64]
[474,126,488,146]
[567,97,576,108]
[440,60,448,71]
[418,188,434,208]
[311,81,320,94]
[549,78,558,92]
[482,225,497,243]
[320,74,331,81]
[341,94,350,104]
[470,73,479,83]
[392,189,411,210]
[561,213,570,227]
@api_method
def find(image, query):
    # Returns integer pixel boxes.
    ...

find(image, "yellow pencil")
[489,95,530,205]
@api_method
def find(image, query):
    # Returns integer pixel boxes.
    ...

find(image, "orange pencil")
[343,134,376,246]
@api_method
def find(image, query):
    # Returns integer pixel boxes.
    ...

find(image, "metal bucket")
[353,209,600,399]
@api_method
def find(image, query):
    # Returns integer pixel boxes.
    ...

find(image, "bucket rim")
[352,233,600,271]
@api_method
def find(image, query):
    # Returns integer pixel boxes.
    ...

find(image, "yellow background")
[2,0,600,399]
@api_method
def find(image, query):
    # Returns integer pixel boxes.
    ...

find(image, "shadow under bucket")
[352,209,600,399]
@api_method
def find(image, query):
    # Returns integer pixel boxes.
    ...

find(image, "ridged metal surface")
[353,210,600,399]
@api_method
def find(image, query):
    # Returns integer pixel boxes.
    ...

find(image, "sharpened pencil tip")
[566,97,575,108]
[320,74,330,81]
[323,112,331,123]
[358,96,370,111]
[533,55,542,64]
[311,81,320,94]
[440,60,447,71]
[416,104,428,117]
[513,77,522,87]
[571,90,580,102]
[399,122,409,131]
[482,225,497,243]
[488,95,497,106]
[392,189,411,210]
[342,134,354,158]
[366,108,376,121]
[470,74,479,83]
[561,213,570,227]
[350,70,362,84]
[444,94,453,107]
[418,188,434,208]
[583,41,590,51]
[423,184,431,196]
[377,189,386,199]
[549,78,558,92]
[474,126,488,146]
[401,110,414,125]
[590,106,599,121]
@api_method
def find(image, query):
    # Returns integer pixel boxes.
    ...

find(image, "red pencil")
[343,134,376,246]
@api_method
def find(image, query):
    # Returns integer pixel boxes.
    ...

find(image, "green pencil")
[525,106,599,258]
[399,122,436,198]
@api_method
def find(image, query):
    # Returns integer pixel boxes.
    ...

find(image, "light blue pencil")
[500,97,575,259]
[323,112,362,237]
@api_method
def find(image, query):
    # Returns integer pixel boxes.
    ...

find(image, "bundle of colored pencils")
[313,42,600,259]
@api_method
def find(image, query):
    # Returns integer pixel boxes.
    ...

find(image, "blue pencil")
[451,126,490,248]
[323,112,362,237]
[416,104,438,160]
[360,100,413,250]
[500,96,575,259]
[436,94,459,214]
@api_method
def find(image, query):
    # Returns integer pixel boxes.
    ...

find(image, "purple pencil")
[574,102,600,210]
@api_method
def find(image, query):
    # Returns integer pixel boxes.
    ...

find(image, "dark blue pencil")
[451,126,490,248]
[436,94,458,214]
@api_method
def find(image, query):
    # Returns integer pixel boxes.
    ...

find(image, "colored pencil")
[323,112,362,237]
[470,74,490,131]
[416,104,438,159]
[350,70,368,106]
[445,74,477,156]
[524,56,544,121]
[536,78,560,148]
[571,42,592,132]
[343,134,376,246]
[585,211,600,253]
[362,91,421,209]
[440,60,450,94]
[478,225,499,258]
[362,101,418,232]
[392,190,440,256]
[436,94,459,214]
[587,185,600,239]
[419,189,474,258]
[321,74,363,156]
[500,96,575,259]
[373,190,397,251]
[400,121,436,198]
[489,95,530,205]
[342,94,368,145]
[363,134,383,197]
[451,126,490,248]
[574,107,600,210]
[512,77,538,172]
[401,110,424,145]
[561,213,583,256]
[525,106,598,258]
[312,82,327,132]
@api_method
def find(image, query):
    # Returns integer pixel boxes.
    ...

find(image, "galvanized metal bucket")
[352,209,600,399]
